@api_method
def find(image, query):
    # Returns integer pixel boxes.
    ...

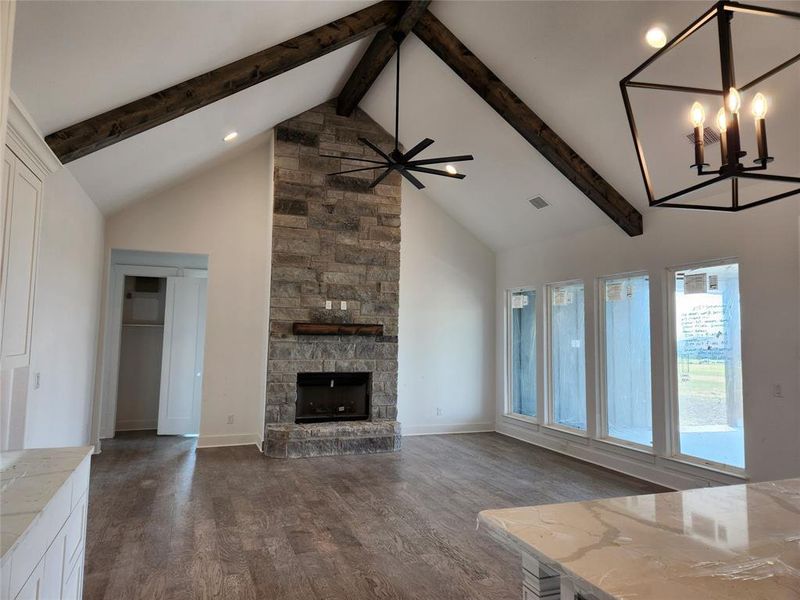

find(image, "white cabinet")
[0,148,43,451]
[0,150,41,367]
[0,450,91,600]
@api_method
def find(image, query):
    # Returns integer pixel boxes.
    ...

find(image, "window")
[508,289,536,418]
[672,262,744,469]
[547,281,586,431]
[601,274,652,447]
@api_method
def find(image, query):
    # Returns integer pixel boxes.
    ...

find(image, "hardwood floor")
[84,431,661,600]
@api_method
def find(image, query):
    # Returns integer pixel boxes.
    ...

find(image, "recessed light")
[645,27,667,49]
[445,165,458,175]
[223,131,238,142]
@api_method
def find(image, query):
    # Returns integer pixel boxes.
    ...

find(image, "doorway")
[97,252,208,445]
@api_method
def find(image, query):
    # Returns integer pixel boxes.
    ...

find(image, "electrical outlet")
[340,301,347,310]
[436,407,443,417]
[772,384,784,398]
[325,300,332,310]
[227,414,235,424]
[33,372,41,390]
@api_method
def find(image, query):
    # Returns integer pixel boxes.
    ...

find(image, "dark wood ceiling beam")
[45,1,404,164]
[336,0,431,117]
[412,10,643,236]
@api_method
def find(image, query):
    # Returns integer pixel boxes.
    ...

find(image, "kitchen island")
[1,446,92,599]
[479,478,800,600]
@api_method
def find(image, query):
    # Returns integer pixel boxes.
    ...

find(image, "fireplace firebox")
[296,372,371,424]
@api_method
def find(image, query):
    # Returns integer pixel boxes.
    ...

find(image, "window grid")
[504,259,746,477]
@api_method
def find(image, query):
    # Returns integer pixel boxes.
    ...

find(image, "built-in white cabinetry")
[0,96,60,451]
[0,149,42,451]
[0,448,91,600]
[1,150,41,366]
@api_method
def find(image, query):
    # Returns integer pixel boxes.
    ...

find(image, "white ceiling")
[11,1,800,249]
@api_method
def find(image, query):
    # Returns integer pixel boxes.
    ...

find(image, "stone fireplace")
[263,100,401,458]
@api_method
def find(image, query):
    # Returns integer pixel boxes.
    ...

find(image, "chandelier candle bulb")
[689,102,706,170]
[726,87,741,114]
[752,93,770,163]
[716,107,728,166]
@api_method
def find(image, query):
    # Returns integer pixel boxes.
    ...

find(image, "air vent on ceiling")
[686,126,721,146]
[528,195,550,210]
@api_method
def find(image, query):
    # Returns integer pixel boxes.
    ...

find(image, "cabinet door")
[61,550,83,600]
[0,151,42,369]
[40,531,66,600]
[14,560,43,600]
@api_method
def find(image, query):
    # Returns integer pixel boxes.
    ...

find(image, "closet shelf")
[122,323,164,328]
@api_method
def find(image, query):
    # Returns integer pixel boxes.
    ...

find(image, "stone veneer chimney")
[263,100,401,458]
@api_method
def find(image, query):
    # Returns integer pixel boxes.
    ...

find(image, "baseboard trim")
[402,422,495,436]
[496,417,743,490]
[115,420,157,432]
[196,433,262,450]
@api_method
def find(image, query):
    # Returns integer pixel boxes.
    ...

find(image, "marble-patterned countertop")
[1,446,93,559]
[480,478,800,600]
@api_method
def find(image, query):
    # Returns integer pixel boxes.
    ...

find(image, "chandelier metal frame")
[620,1,800,211]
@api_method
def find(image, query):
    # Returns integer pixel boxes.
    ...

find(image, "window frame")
[596,271,655,452]
[505,286,538,423]
[666,257,747,475]
[544,279,588,435]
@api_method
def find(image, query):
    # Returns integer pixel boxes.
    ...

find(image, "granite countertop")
[479,478,800,600]
[1,446,93,559]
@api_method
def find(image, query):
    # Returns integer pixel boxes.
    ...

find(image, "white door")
[157,276,207,435]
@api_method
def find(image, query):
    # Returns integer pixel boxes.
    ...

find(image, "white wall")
[25,167,104,447]
[103,136,273,448]
[399,185,496,435]
[115,326,162,431]
[495,202,800,488]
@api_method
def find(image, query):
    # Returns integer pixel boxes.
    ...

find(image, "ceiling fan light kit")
[322,36,474,190]
[620,0,800,212]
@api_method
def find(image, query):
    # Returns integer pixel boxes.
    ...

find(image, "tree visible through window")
[509,290,536,418]
[674,263,744,469]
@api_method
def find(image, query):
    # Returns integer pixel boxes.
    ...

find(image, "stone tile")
[276,127,319,147]
[273,215,308,229]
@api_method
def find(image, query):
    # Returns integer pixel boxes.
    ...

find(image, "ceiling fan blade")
[402,138,435,161]
[407,154,474,166]
[407,166,466,179]
[399,169,425,189]
[369,168,393,188]
[328,166,381,176]
[358,138,394,162]
[319,154,387,166]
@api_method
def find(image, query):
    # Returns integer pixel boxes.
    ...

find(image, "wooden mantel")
[292,323,384,336]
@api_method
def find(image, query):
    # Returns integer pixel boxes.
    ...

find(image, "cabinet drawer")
[70,456,90,510]
[63,491,87,570]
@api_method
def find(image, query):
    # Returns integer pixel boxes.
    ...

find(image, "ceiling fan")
[322,35,474,190]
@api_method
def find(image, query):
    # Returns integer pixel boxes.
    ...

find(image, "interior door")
[157,276,207,435]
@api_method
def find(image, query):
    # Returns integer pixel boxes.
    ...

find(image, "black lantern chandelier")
[620,1,800,211]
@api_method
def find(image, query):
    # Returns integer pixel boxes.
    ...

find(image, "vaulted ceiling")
[11,0,800,249]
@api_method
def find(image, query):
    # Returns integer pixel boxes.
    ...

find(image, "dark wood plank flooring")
[84,431,661,600]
